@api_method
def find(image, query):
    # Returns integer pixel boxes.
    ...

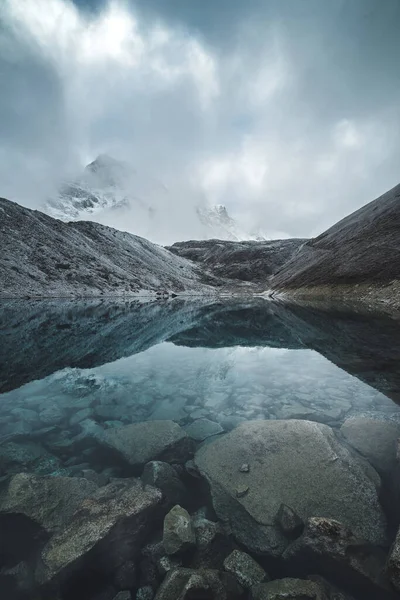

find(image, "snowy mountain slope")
[44,155,264,242]
[167,238,307,282]
[0,197,215,298]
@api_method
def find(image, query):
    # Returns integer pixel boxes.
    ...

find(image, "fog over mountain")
[1,0,400,243]
[43,154,265,243]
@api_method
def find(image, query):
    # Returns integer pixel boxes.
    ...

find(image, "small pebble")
[236,485,249,498]
[239,463,250,473]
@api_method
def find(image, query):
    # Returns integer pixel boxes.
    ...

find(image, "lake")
[1,298,400,599]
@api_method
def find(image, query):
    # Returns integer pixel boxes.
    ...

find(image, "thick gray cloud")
[0,0,399,241]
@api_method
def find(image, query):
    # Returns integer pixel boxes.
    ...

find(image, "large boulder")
[38,479,163,590]
[387,525,400,592]
[0,473,97,534]
[340,417,400,476]
[284,518,395,600]
[153,568,243,600]
[195,420,387,555]
[101,421,194,471]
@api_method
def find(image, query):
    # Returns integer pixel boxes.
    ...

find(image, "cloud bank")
[1,0,399,241]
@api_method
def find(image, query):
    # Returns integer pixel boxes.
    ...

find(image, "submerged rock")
[283,517,393,599]
[153,567,243,600]
[195,420,387,556]
[101,421,194,470]
[184,419,224,441]
[387,525,400,592]
[163,505,196,556]
[0,441,62,476]
[38,479,162,587]
[223,549,268,588]
[276,503,304,538]
[142,461,188,507]
[191,516,234,570]
[251,577,326,599]
[0,473,97,534]
[136,587,154,600]
[340,417,400,476]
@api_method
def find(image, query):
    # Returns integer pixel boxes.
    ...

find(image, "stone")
[195,420,387,556]
[236,485,249,498]
[101,421,194,470]
[276,504,304,538]
[38,405,66,426]
[191,516,234,570]
[153,568,243,600]
[70,407,93,425]
[0,441,62,476]
[251,577,326,599]
[136,587,154,600]
[184,419,224,441]
[157,555,183,576]
[387,525,400,592]
[223,549,268,588]
[38,479,162,585]
[0,473,97,534]
[142,461,188,506]
[10,408,39,425]
[217,415,246,431]
[239,463,250,473]
[94,405,129,422]
[163,505,196,555]
[283,517,392,598]
[340,417,400,475]
[113,593,131,600]
[184,459,201,478]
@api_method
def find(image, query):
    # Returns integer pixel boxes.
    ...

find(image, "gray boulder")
[101,421,194,470]
[195,420,387,555]
[0,472,97,534]
[340,417,400,476]
[142,461,188,506]
[251,577,326,599]
[153,568,243,600]
[163,505,196,555]
[387,525,400,592]
[223,549,268,588]
[283,517,394,599]
[184,419,223,441]
[0,441,62,476]
[38,479,162,585]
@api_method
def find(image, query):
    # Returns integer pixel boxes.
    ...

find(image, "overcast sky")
[1,0,400,240]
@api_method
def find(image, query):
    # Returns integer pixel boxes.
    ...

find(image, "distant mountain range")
[44,154,265,242]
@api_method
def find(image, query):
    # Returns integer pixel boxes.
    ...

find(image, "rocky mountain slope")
[271,183,400,308]
[167,238,306,282]
[0,197,215,298]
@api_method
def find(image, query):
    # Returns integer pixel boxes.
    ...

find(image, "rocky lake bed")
[2,299,400,600]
